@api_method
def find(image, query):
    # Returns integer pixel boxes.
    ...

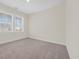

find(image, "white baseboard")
[0,36,28,45]
[0,35,66,46]
[29,35,66,46]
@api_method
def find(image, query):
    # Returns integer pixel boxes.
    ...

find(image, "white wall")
[29,4,65,45]
[0,3,29,44]
[0,3,66,46]
[66,0,79,59]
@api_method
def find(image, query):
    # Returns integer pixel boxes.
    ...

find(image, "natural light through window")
[0,12,24,32]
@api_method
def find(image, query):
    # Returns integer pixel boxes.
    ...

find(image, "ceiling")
[0,0,64,14]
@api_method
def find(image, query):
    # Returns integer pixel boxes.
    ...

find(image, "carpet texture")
[0,38,70,59]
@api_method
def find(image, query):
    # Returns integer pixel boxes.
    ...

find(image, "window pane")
[14,16,23,32]
[0,13,12,32]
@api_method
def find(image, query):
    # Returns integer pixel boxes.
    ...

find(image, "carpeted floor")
[0,38,70,59]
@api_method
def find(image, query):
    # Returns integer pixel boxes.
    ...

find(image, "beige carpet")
[0,38,70,59]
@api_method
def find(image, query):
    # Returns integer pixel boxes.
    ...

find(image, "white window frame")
[0,10,24,32]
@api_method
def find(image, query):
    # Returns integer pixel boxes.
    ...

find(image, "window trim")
[0,10,24,32]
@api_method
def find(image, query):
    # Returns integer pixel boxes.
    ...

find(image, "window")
[0,12,24,32]
[14,16,23,32]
